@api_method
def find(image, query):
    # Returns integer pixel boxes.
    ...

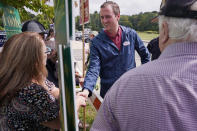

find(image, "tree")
[119,15,133,28]
[89,11,102,31]
[0,0,54,29]
[0,8,3,30]
[75,11,102,32]
[129,11,158,32]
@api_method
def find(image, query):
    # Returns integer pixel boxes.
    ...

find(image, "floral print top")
[0,81,59,131]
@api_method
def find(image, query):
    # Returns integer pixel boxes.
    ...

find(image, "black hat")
[159,0,197,19]
[22,20,47,34]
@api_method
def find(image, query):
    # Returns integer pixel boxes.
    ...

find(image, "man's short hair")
[100,1,120,16]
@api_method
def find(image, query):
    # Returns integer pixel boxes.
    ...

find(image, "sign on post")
[0,2,21,51]
[80,0,89,25]
[2,4,21,39]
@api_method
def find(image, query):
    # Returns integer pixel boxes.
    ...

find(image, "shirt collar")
[159,42,197,59]
[104,26,121,38]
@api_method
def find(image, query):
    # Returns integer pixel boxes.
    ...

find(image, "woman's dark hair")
[47,28,54,40]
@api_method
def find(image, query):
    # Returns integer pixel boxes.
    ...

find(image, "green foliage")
[18,8,35,22]
[129,11,159,31]
[76,11,159,32]
[137,31,159,41]
[0,8,3,30]
[75,16,81,30]
[79,102,97,131]
[76,11,102,32]
[0,0,48,10]
[89,11,102,31]
[33,6,54,29]
[119,15,133,28]
[0,0,54,29]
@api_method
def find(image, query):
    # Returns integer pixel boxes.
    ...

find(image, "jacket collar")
[96,25,128,48]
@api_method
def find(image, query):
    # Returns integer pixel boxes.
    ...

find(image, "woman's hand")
[76,94,87,111]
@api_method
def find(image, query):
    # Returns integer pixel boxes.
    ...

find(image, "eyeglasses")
[45,46,52,55]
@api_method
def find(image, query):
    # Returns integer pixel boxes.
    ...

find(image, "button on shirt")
[91,42,197,131]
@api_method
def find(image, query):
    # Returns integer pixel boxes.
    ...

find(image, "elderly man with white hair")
[90,0,197,131]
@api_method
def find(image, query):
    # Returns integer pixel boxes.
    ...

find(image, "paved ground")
[71,40,90,76]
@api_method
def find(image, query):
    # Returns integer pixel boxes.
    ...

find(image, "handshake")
[76,89,90,111]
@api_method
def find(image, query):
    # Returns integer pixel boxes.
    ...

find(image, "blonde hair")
[0,32,47,103]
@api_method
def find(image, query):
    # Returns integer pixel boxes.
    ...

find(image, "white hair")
[159,1,197,42]
[159,16,197,42]
[190,1,197,11]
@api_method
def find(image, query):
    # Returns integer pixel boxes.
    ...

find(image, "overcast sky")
[88,0,161,15]
[47,0,161,16]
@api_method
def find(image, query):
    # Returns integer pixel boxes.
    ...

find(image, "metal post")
[72,0,75,40]
[81,0,86,130]
[54,0,78,130]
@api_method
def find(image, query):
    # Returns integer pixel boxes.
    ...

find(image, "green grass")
[137,31,159,41]
[78,101,97,131]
